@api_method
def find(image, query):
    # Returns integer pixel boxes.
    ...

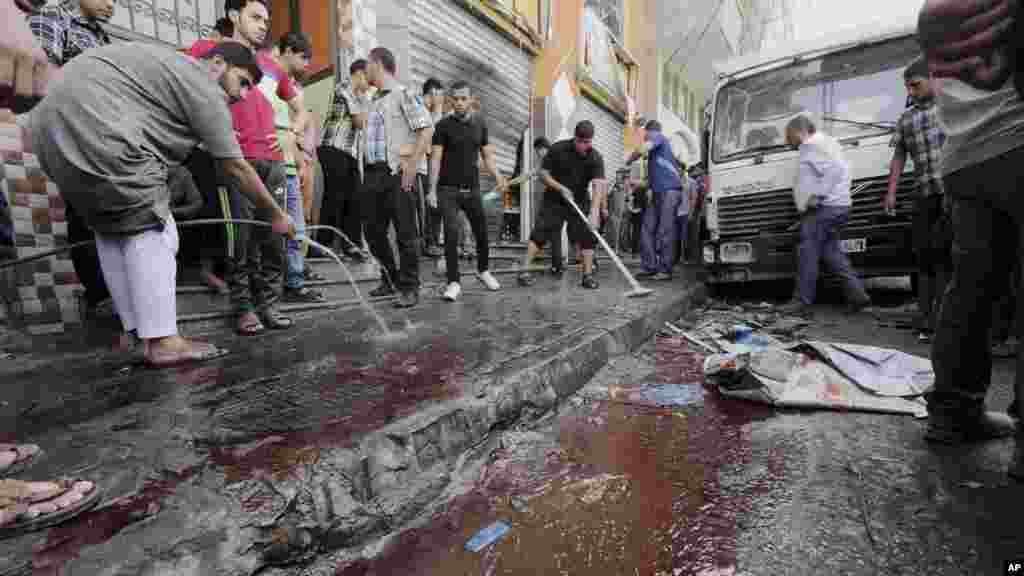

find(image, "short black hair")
[201,41,263,85]
[575,120,595,140]
[224,0,267,13]
[644,119,662,132]
[423,77,444,95]
[350,58,368,75]
[904,57,928,81]
[533,137,551,149]
[786,114,816,135]
[369,47,397,75]
[277,32,311,59]
[213,17,233,37]
[449,80,470,94]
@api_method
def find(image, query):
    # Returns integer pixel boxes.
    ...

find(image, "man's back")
[798,132,851,208]
[935,76,1024,177]
[31,42,236,175]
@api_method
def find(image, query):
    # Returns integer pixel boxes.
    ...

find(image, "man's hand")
[401,164,416,193]
[942,192,952,216]
[919,0,1016,89]
[269,132,282,153]
[426,189,438,209]
[883,191,897,212]
[271,208,296,239]
[806,194,820,209]
[495,174,508,193]
[0,2,51,100]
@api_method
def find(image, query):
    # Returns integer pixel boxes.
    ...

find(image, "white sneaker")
[477,270,500,291]
[443,282,462,301]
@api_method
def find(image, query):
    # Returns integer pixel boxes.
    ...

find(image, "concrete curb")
[195,280,710,566]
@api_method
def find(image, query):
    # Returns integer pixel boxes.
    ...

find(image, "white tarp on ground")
[704,341,933,418]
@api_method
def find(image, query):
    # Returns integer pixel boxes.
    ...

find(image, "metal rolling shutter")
[566,96,625,182]
[105,0,222,47]
[409,0,531,176]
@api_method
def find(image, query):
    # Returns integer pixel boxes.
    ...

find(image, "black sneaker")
[370,282,395,298]
[776,300,812,317]
[394,290,419,308]
[581,274,599,289]
[518,273,536,287]
[925,410,1018,445]
[550,266,564,278]
[652,272,673,282]
[283,286,326,303]
[635,270,657,280]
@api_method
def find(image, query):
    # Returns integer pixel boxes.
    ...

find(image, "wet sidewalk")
[0,264,705,574]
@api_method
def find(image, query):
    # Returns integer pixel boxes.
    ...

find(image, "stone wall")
[0,120,83,334]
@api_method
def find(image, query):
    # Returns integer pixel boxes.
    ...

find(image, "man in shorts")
[517,120,605,290]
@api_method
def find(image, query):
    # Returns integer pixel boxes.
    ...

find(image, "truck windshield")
[712,35,920,164]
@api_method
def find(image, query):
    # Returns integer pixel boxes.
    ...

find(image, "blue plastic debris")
[638,383,705,407]
[465,521,512,552]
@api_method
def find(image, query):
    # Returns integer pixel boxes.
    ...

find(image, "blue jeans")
[285,174,306,290]
[640,187,682,274]
[796,205,868,305]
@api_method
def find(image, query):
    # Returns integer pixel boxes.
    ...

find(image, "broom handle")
[560,192,644,292]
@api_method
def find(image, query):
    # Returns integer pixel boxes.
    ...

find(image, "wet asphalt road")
[332,283,1024,576]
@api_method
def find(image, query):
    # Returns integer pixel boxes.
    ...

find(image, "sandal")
[145,342,229,368]
[237,311,265,337]
[260,307,293,330]
[0,445,42,477]
[0,479,102,540]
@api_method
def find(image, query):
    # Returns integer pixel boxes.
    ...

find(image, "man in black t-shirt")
[427,81,508,302]
[518,121,605,290]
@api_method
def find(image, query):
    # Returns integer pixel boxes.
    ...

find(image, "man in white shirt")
[777,115,871,317]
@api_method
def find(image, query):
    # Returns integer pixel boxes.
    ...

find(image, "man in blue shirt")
[626,120,683,280]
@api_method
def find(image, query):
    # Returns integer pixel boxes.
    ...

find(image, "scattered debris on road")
[666,299,934,417]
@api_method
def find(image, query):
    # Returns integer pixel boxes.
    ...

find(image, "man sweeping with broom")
[518,120,605,290]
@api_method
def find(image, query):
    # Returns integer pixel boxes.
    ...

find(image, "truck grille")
[716,175,919,238]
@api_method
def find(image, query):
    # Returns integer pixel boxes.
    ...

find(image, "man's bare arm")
[408,127,433,173]
[219,158,294,237]
[429,144,443,196]
[541,169,571,198]
[887,148,907,201]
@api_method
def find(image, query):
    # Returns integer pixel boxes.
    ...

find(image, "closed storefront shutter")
[409,0,531,177]
[566,96,625,183]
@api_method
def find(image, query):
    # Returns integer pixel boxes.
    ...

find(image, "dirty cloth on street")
[704,341,932,417]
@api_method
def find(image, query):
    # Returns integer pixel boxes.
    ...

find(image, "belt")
[366,162,389,170]
[440,186,476,193]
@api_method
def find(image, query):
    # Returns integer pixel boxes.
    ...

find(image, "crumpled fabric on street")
[704,341,932,418]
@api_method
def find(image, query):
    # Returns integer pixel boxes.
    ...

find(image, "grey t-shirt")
[934,75,1024,177]
[29,42,242,235]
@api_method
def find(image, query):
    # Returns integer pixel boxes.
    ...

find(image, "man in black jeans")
[427,81,506,302]
[918,0,1021,459]
[362,47,433,308]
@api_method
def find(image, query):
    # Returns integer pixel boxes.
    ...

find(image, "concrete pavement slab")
[0,265,705,574]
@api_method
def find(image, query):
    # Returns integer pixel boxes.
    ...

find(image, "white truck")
[701,20,922,286]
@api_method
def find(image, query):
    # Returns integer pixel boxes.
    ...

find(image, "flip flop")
[0,479,103,540]
[145,343,229,368]
[0,445,43,477]
[237,312,265,337]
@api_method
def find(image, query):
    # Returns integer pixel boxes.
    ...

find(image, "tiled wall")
[0,121,83,335]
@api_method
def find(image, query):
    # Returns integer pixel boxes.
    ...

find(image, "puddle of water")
[338,335,793,575]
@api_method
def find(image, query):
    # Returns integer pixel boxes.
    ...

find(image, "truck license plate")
[840,238,866,253]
